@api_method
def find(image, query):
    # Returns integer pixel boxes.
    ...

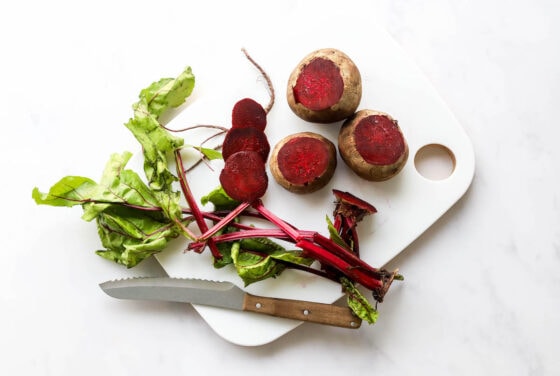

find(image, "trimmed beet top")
[287,48,362,124]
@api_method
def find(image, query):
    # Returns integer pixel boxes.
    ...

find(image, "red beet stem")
[296,239,383,290]
[251,199,301,241]
[197,201,251,241]
[188,228,316,250]
[312,233,381,278]
[175,150,222,259]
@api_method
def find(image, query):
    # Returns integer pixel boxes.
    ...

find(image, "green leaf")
[231,244,286,286]
[95,205,180,268]
[124,67,195,192]
[139,67,195,119]
[341,277,379,324]
[32,176,97,207]
[81,152,162,221]
[326,215,352,250]
[231,238,314,286]
[192,145,222,161]
[211,225,238,269]
[201,186,240,210]
[213,242,234,268]
[125,104,183,191]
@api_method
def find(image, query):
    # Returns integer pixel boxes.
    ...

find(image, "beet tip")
[231,98,267,131]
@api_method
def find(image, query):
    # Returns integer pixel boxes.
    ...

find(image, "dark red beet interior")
[293,58,344,111]
[219,151,268,202]
[277,137,331,185]
[222,127,270,162]
[354,115,405,165]
[231,98,267,131]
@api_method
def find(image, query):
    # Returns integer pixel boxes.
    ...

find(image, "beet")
[219,151,268,202]
[287,48,362,124]
[269,132,337,193]
[231,98,267,131]
[221,127,270,162]
[338,110,408,181]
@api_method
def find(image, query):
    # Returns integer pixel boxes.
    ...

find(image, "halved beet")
[338,110,408,181]
[269,132,337,193]
[231,98,267,131]
[221,127,271,162]
[287,48,362,124]
[219,151,268,202]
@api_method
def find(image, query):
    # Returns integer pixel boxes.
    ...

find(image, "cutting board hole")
[414,144,456,180]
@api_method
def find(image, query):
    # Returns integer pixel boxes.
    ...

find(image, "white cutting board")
[154,12,475,346]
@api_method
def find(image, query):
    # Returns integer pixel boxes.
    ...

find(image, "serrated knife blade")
[100,277,361,329]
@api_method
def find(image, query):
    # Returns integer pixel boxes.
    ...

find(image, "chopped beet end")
[332,189,377,215]
[332,189,377,223]
[292,58,344,111]
[231,98,267,131]
[222,127,271,162]
[354,115,406,165]
[219,151,268,203]
[277,137,331,185]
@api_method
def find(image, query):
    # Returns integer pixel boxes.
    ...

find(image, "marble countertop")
[2,0,559,374]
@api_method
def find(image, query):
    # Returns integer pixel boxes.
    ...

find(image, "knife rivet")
[303,309,310,316]
[255,303,262,309]
[350,321,357,327]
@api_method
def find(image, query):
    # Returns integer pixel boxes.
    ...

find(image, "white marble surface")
[1,0,559,374]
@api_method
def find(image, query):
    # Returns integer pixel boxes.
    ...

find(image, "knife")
[100,277,361,329]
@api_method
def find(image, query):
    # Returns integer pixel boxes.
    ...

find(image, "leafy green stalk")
[34,67,196,267]
[340,277,379,324]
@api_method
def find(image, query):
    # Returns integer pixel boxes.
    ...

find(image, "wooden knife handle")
[242,293,361,329]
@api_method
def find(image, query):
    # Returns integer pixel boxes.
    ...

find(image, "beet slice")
[231,98,267,131]
[269,132,337,194]
[219,151,268,202]
[293,58,344,111]
[221,127,271,162]
[338,110,408,181]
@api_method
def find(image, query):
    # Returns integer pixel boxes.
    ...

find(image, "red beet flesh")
[221,127,270,162]
[354,115,406,165]
[270,132,337,193]
[277,137,331,185]
[338,110,408,181]
[292,58,344,111]
[231,98,267,131]
[219,151,268,202]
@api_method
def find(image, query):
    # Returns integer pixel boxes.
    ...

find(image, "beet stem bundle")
[175,157,397,301]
